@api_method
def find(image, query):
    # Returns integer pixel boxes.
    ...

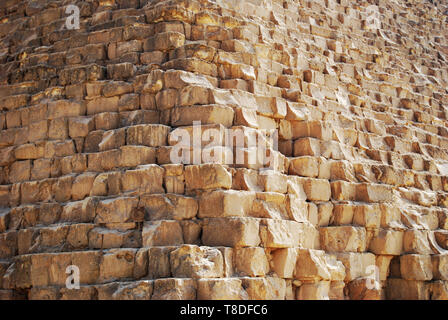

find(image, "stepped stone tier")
[0,0,448,300]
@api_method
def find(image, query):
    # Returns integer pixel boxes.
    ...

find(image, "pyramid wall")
[1,0,448,300]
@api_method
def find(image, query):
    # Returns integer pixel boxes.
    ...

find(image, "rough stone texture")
[0,0,448,300]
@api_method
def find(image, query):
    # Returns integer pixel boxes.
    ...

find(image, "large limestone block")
[95,197,142,224]
[28,288,59,300]
[197,278,248,300]
[144,32,186,52]
[99,249,136,282]
[329,281,345,300]
[403,230,432,255]
[47,100,86,120]
[432,255,448,280]
[294,249,330,281]
[347,278,382,300]
[286,195,308,223]
[88,227,141,250]
[353,204,381,229]
[400,254,433,281]
[126,124,170,147]
[369,229,404,255]
[259,219,302,248]
[376,255,394,281]
[320,226,367,253]
[198,190,255,218]
[242,277,286,300]
[170,245,224,279]
[142,220,184,246]
[60,198,96,223]
[185,164,232,191]
[295,249,345,282]
[379,204,403,228]
[428,281,448,300]
[331,181,356,201]
[164,69,215,89]
[60,286,97,300]
[333,204,354,226]
[96,281,153,300]
[296,281,330,300]
[251,192,289,220]
[324,254,346,282]
[202,217,260,247]
[258,170,288,194]
[71,173,96,201]
[121,164,164,194]
[118,146,156,167]
[233,247,269,277]
[293,137,321,157]
[289,157,319,177]
[300,223,321,249]
[163,164,185,194]
[151,278,196,300]
[356,183,393,202]
[302,178,331,201]
[386,279,428,300]
[336,252,376,281]
[139,194,198,221]
[171,105,234,127]
[147,247,176,279]
[271,248,298,279]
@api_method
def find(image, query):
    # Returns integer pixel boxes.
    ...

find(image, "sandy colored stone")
[242,277,286,300]
[320,226,367,253]
[199,190,255,218]
[142,220,184,247]
[233,247,269,277]
[400,254,433,281]
[170,245,224,279]
[296,281,330,300]
[202,217,260,247]
[140,194,198,221]
[185,164,232,191]
[369,229,404,255]
[197,278,248,300]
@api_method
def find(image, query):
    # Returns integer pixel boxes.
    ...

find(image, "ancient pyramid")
[1,0,448,300]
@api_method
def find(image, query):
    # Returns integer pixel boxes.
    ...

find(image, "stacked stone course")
[0,0,448,300]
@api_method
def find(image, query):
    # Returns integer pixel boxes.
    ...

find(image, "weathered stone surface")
[400,254,433,281]
[233,247,269,277]
[259,219,302,248]
[170,245,224,279]
[197,278,248,300]
[140,194,197,221]
[369,230,404,255]
[295,249,345,282]
[386,279,429,300]
[202,218,260,247]
[1,0,447,301]
[198,190,255,218]
[152,278,196,300]
[185,164,232,191]
[347,278,382,300]
[242,277,286,300]
[296,281,330,300]
[142,220,184,246]
[320,227,367,253]
[95,197,142,224]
